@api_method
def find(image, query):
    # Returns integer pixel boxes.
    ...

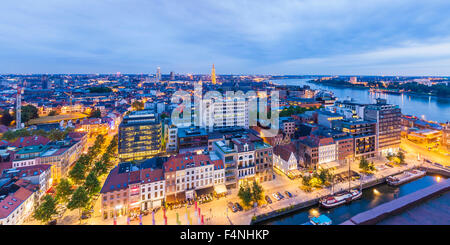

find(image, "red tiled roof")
[164,152,223,172]
[274,143,297,162]
[141,168,164,184]
[100,167,129,194]
[0,187,34,219]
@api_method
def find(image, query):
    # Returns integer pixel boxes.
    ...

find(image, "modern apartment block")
[201,96,249,132]
[364,98,401,156]
[212,133,273,188]
[118,110,161,162]
[332,118,377,159]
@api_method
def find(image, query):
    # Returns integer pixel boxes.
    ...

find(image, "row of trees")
[279,105,320,117]
[237,181,264,208]
[1,127,74,141]
[33,134,118,224]
[386,152,405,165]
[301,168,334,192]
[0,104,39,126]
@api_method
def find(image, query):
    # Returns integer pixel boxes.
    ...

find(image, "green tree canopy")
[1,110,14,126]
[55,178,73,203]
[132,100,144,111]
[67,187,90,224]
[238,183,253,208]
[85,172,101,196]
[21,104,39,123]
[89,108,102,118]
[251,180,264,205]
[69,162,86,184]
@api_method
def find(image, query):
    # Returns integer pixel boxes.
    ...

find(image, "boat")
[307,214,332,225]
[319,189,362,208]
[386,169,426,186]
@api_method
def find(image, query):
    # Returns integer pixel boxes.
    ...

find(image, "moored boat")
[319,188,362,208]
[386,169,426,186]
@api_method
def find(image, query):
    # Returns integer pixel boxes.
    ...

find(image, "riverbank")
[340,178,450,225]
[308,79,450,99]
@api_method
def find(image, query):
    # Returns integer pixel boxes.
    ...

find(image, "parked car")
[48,219,57,225]
[81,213,91,220]
[272,193,280,201]
[235,202,243,211]
[228,202,238,212]
[284,191,293,198]
[265,195,272,204]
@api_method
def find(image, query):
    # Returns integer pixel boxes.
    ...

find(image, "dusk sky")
[1,0,450,76]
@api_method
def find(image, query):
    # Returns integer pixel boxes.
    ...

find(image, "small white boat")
[386,169,426,186]
[319,189,362,208]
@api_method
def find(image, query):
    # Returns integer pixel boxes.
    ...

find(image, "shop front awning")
[319,162,340,170]
[195,186,215,197]
[214,184,228,195]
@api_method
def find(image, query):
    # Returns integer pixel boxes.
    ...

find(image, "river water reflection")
[261,175,445,225]
[272,79,450,123]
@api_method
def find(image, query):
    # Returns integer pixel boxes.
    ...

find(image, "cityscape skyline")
[1,0,450,76]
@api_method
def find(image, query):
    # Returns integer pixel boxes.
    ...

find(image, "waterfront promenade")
[341,178,450,225]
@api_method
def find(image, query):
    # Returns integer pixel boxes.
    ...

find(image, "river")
[260,175,446,225]
[272,79,450,123]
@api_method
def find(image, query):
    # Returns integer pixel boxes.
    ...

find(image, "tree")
[93,160,108,176]
[48,129,66,141]
[85,172,101,196]
[89,108,102,118]
[132,100,144,111]
[67,186,90,223]
[251,181,264,205]
[237,183,253,208]
[69,162,86,184]
[55,178,73,203]
[359,157,375,173]
[33,195,58,224]
[48,110,58,116]
[21,104,39,123]
[1,110,14,126]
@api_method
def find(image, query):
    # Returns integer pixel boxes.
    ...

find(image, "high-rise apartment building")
[364,98,401,156]
[201,96,249,132]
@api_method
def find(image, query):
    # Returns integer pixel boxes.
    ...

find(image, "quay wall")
[341,178,450,225]
[251,164,448,225]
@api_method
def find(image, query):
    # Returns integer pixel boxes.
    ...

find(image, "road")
[401,138,449,166]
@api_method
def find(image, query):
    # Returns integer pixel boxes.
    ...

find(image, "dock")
[340,178,450,225]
